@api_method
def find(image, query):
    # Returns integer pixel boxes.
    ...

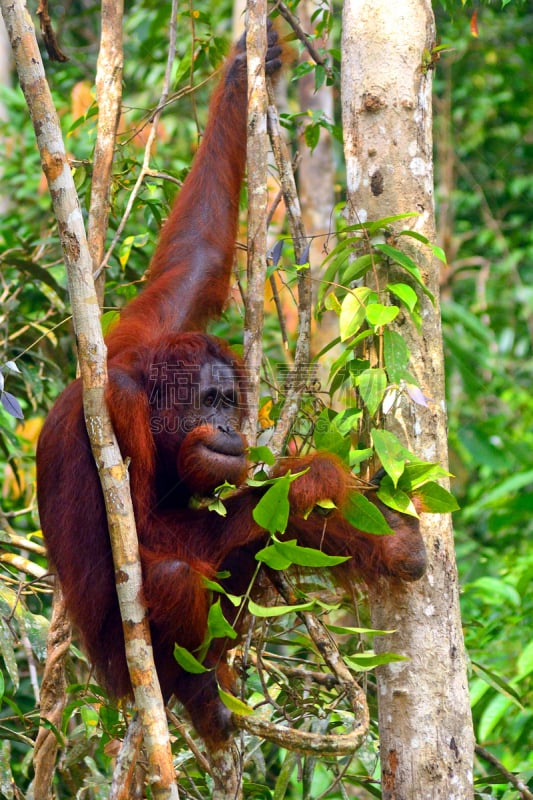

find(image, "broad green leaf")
[339,287,373,340]
[399,462,451,490]
[342,253,373,284]
[414,482,459,513]
[207,497,227,516]
[248,446,276,466]
[375,243,435,302]
[218,687,254,716]
[252,474,292,534]
[371,428,407,486]
[80,705,100,738]
[377,484,418,517]
[101,310,120,335]
[314,409,351,460]
[173,644,210,674]
[254,543,292,570]
[383,329,411,384]
[256,539,349,569]
[343,491,394,535]
[271,539,350,568]
[357,368,387,416]
[366,303,399,327]
[248,599,315,617]
[207,600,237,640]
[387,282,418,312]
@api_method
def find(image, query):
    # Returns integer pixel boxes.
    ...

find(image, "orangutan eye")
[202,389,218,408]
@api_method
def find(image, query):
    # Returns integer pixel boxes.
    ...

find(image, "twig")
[266,83,313,457]
[273,1,333,81]
[96,0,180,279]
[475,744,533,800]
[88,0,124,303]
[234,570,369,755]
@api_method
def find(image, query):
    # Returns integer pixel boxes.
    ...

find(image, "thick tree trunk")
[341,1,474,798]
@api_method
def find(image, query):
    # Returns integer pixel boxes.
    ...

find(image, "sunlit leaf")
[218,688,254,716]
[343,491,394,535]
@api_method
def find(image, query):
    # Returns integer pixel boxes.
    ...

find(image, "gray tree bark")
[341,1,474,798]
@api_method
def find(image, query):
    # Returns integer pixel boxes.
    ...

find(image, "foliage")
[435,4,533,797]
[0,0,532,797]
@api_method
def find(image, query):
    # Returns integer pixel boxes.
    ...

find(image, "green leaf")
[218,687,254,716]
[343,491,394,535]
[249,445,276,466]
[80,705,100,738]
[101,310,120,335]
[346,651,409,671]
[516,640,533,681]
[342,253,373,284]
[398,462,451,490]
[0,617,18,691]
[478,693,513,741]
[119,233,149,268]
[356,368,387,416]
[313,409,351,460]
[339,287,373,340]
[248,598,315,617]
[375,243,435,302]
[471,660,522,705]
[371,429,408,487]
[326,624,396,636]
[254,543,292,570]
[252,474,292,534]
[304,122,320,151]
[377,484,418,517]
[256,539,350,569]
[207,600,237,641]
[173,644,210,674]
[387,282,419,312]
[383,329,411,384]
[366,303,399,327]
[414,481,459,513]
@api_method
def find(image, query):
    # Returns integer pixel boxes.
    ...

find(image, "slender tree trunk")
[341,2,474,798]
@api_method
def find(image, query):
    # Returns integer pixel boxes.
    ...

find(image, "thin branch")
[274,0,333,80]
[88,0,124,304]
[266,84,313,457]
[475,744,533,800]
[31,589,71,800]
[96,0,180,280]
[235,571,369,756]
